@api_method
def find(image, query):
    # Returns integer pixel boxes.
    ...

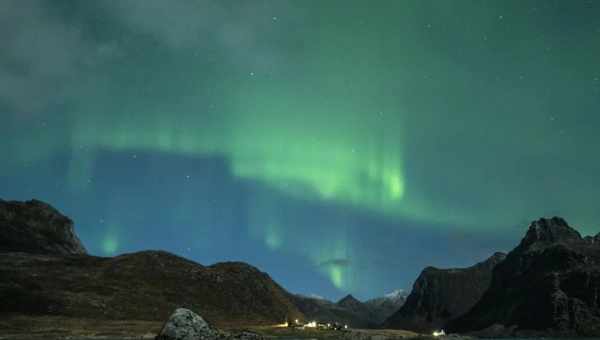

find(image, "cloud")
[0,0,302,118]
[0,0,116,116]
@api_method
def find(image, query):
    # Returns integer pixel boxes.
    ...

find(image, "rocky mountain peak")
[0,198,87,255]
[519,217,581,249]
[448,218,600,336]
[337,294,361,307]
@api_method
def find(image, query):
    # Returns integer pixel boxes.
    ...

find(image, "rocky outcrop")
[383,252,506,332]
[0,199,86,255]
[447,217,600,336]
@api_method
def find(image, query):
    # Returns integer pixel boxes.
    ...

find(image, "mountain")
[383,252,506,332]
[364,290,408,324]
[291,291,407,328]
[290,294,373,328]
[337,294,364,311]
[447,217,600,336]
[0,199,303,327]
[0,199,87,255]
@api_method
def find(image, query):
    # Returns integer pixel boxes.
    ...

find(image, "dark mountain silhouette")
[291,292,406,328]
[337,294,364,311]
[447,217,600,336]
[291,294,370,328]
[0,199,303,327]
[383,252,506,332]
[0,199,87,255]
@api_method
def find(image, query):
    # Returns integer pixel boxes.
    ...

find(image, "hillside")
[0,199,303,327]
[383,252,505,332]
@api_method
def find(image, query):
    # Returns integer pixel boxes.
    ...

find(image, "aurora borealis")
[2,0,600,300]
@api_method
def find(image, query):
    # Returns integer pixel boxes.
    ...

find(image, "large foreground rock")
[383,252,505,332]
[0,199,86,255]
[447,217,600,336]
[156,308,263,340]
[156,308,219,340]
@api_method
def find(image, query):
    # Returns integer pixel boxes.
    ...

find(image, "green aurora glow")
[3,0,600,295]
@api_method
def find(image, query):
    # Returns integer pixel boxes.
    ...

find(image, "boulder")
[155,308,264,340]
[155,308,219,340]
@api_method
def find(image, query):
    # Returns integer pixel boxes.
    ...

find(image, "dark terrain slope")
[0,199,303,326]
[383,252,505,332]
[448,217,600,336]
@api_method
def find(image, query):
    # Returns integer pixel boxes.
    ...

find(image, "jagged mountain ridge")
[447,217,600,336]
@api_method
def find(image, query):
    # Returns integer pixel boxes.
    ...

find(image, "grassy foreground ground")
[0,315,437,340]
[0,315,160,339]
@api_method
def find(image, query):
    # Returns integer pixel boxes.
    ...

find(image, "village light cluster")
[283,318,349,331]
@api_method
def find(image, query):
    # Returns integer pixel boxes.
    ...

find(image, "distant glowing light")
[304,321,317,328]
[433,330,445,337]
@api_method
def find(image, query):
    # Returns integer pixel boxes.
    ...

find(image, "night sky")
[2,0,600,300]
